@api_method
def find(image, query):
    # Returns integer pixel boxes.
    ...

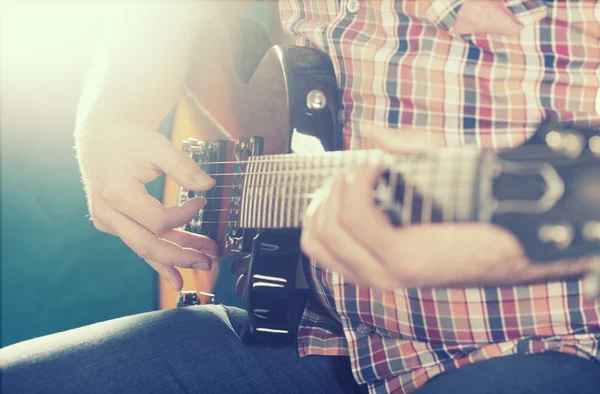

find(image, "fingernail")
[187,197,207,209]
[192,261,210,270]
[169,280,179,292]
[194,174,215,188]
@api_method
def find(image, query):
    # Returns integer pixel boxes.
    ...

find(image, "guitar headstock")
[493,119,600,262]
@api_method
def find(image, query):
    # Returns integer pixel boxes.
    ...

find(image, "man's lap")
[416,351,600,394]
[2,304,599,394]
[0,305,360,394]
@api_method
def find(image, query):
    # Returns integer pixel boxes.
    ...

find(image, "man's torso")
[273,1,600,393]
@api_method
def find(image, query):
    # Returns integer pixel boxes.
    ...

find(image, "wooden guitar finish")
[160,9,294,309]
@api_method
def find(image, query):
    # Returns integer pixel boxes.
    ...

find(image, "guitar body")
[167,11,600,345]
[162,12,341,344]
[161,10,293,309]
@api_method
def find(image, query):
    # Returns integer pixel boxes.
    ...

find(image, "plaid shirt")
[278,1,600,393]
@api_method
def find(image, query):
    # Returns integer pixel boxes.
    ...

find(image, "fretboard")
[239,149,490,229]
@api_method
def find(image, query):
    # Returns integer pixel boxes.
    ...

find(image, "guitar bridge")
[179,138,231,242]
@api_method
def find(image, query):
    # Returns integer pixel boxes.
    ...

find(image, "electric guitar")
[172,43,600,345]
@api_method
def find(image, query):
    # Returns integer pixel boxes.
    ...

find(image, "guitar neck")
[238,149,495,229]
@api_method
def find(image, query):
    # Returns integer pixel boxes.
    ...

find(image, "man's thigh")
[416,351,600,394]
[0,305,359,394]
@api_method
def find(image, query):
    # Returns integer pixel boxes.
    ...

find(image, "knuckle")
[170,259,188,269]
[92,219,110,233]
[174,155,197,176]
[321,223,342,244]
[134,242,152,260]
[88,205,111,233]
[300,233,317,257]
[146,214,169,234]
[341,211,360,228]
[100,188,122,204]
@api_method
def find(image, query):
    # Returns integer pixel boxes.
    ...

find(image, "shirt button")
[346,0,360,14]
[356,323,372,336]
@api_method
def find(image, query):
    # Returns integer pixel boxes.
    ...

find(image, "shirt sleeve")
[417,0,547,36]
[417,0,466,34]
[505,0,547,26]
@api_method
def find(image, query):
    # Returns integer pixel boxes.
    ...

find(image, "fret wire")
[257,156,267,228]
[300,155,310,227]
[260,156,268,228]
[273,155,281,228]
[268,158,276,226]
[241,159,251,228]
[239,161,246,228]
[252,156,261,228]
[285,158,293,228]
[249,158,259,228]
[260,157,268,228]
[281,157,288,226]
[301,155,311,225]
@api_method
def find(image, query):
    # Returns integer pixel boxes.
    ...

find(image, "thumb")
[147,133,215,191]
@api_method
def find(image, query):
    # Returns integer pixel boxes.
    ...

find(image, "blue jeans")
[0,305,362,394]
[1,305,599,394]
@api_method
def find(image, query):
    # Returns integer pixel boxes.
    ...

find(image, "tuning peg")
[589,135,600,157]
[583,221,600,242]
[545,130,585,158]
[537,223,574,249]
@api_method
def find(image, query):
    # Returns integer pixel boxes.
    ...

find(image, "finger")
[313,175,396,289]
[146,132,215,191]
[146,259,184,291]
[231,255,251,275]
[107,209,212,270]
[236,274,247,298]
[300,227,363,286]
[159,228,218,257]
[89,215,118,236]
[340,167,396,260]
[105,182,206,234]
[301,191,363,284]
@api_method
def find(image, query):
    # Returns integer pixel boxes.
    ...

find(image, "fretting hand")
[299,127,592,290]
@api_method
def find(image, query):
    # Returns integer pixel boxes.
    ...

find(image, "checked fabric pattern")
[278,1,600,393]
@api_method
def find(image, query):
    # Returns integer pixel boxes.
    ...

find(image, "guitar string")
[185,192,453,224]
[178,141,580,167]
[175,153,590,190]
[176,153,588,225]
[180,173,483,189]
[181,153,587,178]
